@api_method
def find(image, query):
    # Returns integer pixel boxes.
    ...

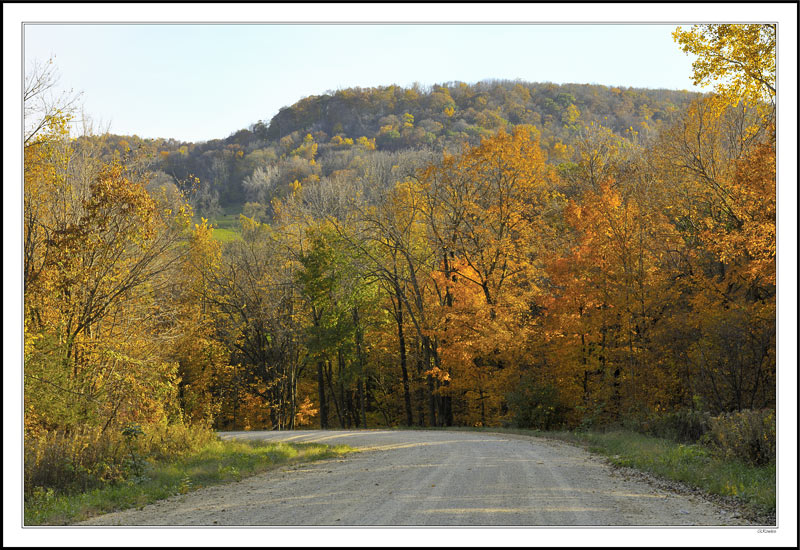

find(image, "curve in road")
[79,429,752,527]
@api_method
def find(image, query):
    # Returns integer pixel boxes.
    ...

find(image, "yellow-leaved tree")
[419,128,560,425]
[674,24,775,115]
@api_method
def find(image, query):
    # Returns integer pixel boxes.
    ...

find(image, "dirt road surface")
[78,429,753,527]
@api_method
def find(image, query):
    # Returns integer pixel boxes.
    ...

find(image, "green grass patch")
[25,438,353,526]
[210,227,242,243]
[534,429,775,517]
[209,214,240,231]
[194,204,243,241]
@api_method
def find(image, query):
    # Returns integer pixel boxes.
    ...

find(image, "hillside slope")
[81,80,699,217]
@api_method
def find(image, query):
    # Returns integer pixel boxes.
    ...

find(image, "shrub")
[137,421,217,461]
[24,421,217,498]
[506,379,567,430]
[647,408,712,443]
[706,409,776,466]
[24,426,129,496]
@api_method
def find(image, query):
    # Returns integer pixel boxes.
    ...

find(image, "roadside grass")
[25,438,353,526]
[551,430,774,514]
[436,426,775,518]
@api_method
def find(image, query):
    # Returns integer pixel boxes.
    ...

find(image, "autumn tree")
[295,222,379,429]
[632,24,779,412]
[25,158,193,432]
[24,57,81,147]
[166,219,229,425]
[417,128,559,425]
[195,215,306,430]
[674,24,775,113]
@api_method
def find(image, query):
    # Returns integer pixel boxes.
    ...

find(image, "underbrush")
[25,422,217,497]
[706,409,776,466]
[24,426,352,525]
[634,408,712,444]
[606,406,776,467]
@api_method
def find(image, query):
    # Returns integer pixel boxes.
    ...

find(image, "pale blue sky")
[24,23,703,143]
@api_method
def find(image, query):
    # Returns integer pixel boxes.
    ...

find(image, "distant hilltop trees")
[82,80,699,217]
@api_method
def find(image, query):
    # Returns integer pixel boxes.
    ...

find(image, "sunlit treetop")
[673,24,775,109]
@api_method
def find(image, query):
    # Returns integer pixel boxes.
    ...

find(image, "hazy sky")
[24,23,703,143]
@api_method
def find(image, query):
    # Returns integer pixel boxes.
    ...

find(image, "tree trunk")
[430,341,452,426]
[415,342,426,426]
[317,360,328,429]
[428,376,437,427]
[352,307,369,429]
[395,292,414,427]
[337,348,349,428]
[479,388,486,426]
[325,360,344,427]
[289,369,297,430]
[358,378,367,428]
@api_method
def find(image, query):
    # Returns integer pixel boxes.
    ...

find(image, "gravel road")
[78,429,754,527]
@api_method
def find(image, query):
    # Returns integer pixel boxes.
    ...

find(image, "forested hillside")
[86,80,699,220]
[24,24,776,494]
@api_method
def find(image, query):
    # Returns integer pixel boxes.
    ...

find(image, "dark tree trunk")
[395,291,414,427]
[317,360,328,429]
[428,376,437,427]
[358,378,368,428]
[325,360,344,427]
[415,342,426,426]
[337,348,348,428]
[352,307,369,429]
